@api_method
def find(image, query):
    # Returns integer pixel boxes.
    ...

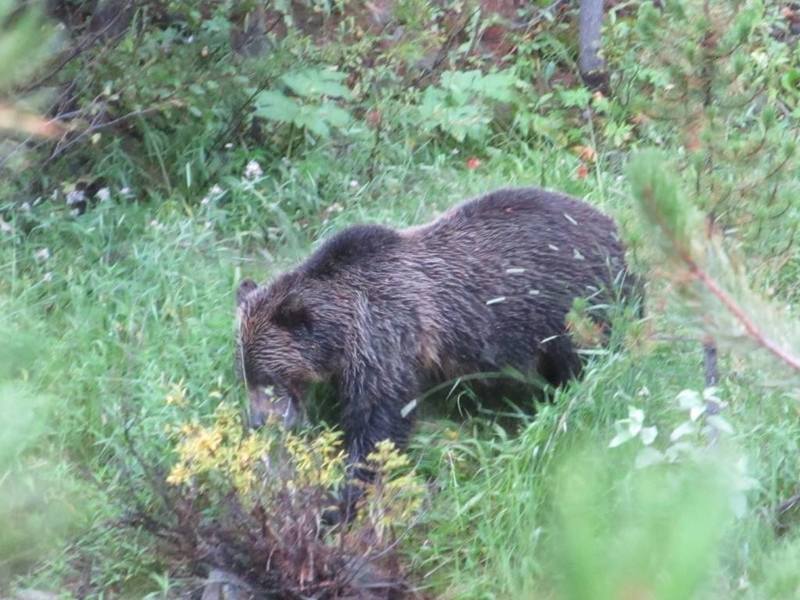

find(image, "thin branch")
[685,255,800,372]
[42,103,168,166]
[16,1,135,94]
[639,184,800,374]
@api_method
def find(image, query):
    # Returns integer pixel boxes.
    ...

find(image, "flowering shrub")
[154,402,426,596]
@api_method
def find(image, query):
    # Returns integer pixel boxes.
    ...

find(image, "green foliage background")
[3,0,800,597]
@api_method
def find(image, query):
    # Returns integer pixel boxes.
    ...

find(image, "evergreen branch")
[683,254,800,373]
[630,150,800,377]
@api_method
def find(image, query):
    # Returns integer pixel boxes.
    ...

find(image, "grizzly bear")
[236,187,636,503]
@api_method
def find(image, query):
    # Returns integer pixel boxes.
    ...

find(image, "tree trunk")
[578,0,609,93]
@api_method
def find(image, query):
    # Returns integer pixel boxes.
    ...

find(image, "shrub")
[126,401,426,597]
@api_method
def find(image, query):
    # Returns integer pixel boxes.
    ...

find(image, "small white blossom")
[66,189,86,206]
[349,179,359,188]
[244,160,263,180]
[34,248,50,262]
[95,187,111,202]
[120,187,133,198]
[201,184,224,205]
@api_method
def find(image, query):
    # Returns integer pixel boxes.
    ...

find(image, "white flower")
[34,248,50,261]
[95,187,111,202]
[349,179,359,188]
[66,189,85,206]
[244,160,263,180]
[201,184,224,205]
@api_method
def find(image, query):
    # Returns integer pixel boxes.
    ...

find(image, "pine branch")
[685,257,800,373]
[629,150,800,380]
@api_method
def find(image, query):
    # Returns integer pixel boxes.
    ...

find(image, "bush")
[121,401,426,597]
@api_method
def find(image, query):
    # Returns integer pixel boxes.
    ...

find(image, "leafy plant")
[549,446,734,600]
[608,0,800,258]
[147,401,426,596]
[416,69,520,143]
[608,386,757,517]
[0,0,52,91]
[253,68,353,139]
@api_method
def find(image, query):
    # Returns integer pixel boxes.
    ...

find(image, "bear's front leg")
[334,358,419,523]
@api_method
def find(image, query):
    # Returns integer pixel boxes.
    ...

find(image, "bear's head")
[235,275,341,429]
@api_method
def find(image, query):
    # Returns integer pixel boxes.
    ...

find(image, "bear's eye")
[252,372,275,389]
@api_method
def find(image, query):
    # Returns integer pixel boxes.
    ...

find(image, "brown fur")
[236,187,637,486]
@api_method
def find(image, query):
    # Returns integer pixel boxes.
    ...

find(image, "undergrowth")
[3,0,800,598]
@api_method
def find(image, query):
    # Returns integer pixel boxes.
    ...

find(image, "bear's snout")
[247,384,302,430]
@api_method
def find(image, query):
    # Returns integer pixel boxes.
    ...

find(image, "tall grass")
[2,139,800,596]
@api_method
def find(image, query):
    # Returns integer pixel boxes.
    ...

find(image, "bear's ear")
[236,278,258,306]
[272,292,312,331]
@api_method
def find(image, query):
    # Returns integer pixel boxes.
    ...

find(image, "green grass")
[2,138,800,598]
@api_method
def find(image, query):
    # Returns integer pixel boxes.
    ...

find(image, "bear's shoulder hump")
[301,224,401,278]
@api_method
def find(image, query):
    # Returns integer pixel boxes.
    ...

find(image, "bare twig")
[16,1,135,94]
[703,336,719,390]
[42,103,169,166]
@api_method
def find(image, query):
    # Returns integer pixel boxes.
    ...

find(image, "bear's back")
[418,187,618,245]
[410,187,624,279]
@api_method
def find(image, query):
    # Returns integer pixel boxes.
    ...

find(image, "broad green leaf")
[609,429,634,448]
[707,415,734,435]
[676,389,703,410]
[282,69,351,99]
[295,110,330,138]
[254,91,300,123]
[315,102,351,129]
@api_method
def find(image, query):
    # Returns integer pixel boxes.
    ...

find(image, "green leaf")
[0,0,54,91]
[254,91,301,123]
[609,428,634,448]
[315,102,351,129]
[557,87,592,109]
[282,69,351,99]
[295,110,330,138]
[480,72,517,103]
[670,421,696,442]
[641,426,658,446]
[635,447,664,469]
[676,389,703,410]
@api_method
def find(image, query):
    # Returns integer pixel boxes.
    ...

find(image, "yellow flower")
[166,463,191,486]
[165,381,188,407]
